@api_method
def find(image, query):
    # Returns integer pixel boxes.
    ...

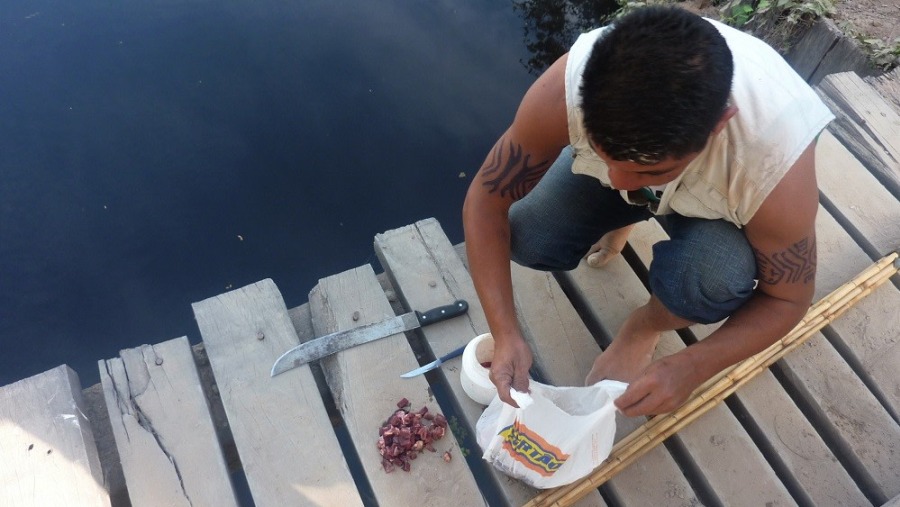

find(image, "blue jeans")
[509,147,757,324]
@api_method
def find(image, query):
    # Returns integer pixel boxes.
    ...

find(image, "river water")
[0,0,586,387]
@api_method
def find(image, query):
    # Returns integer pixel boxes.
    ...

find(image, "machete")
[270,300,468,377]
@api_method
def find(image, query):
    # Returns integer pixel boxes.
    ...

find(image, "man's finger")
[493,375,519,408]
[615,381,649,411]
[619,393,660,417]
[510,371,531,395]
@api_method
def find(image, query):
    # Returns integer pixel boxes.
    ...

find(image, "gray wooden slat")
[884,493,900,507]
[628,219,869,507]
[865,67,900,113]
[787,207,900,500]
[374,218,604,507]
[817,72,900,198]
[0,365,111,507]
[454,242,698,506]
[784,19,873,84]
[629,204,900,501]
[308,264,485,506]
[98,336,237,507]
[80,382,129,506]
[816,132,900,416]
[512,262,701,506]
[561,247,795,505]
[192,279,363,507]
[817,130,900,257]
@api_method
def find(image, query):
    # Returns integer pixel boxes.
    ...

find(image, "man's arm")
[462,54,570,406]
[615,140,819,416]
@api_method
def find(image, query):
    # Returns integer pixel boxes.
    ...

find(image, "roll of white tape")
[460,333,497,405]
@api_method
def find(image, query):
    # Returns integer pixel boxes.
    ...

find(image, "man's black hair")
[580,6,734,164]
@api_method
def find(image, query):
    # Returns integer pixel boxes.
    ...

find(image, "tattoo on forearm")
[480,139,549,200]
[753,237,817,285]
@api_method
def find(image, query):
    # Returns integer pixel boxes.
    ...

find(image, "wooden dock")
[2,69,899,507]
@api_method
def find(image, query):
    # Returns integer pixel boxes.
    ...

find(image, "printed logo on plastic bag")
[476,380,628,489]
[499,419,570,476]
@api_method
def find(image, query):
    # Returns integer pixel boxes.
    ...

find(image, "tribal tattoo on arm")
[752,236,817,285]
[480,139,550,201]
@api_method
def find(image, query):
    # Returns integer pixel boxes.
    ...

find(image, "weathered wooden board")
[628,219,869,506]
[560,247,795,505]
[785,18,872,84]
[626,207,900,501]
[308,264,485,506]
[884,493,900,507]
[453,243,700,506]
[815,133,900,416]
[375,219,604,507]
[192,279,363,507]
[817,72,900,198]
[784,19,872,85]
[785,19,838,81]
[0,365,111,507]
[79,382,129,506]
[510,262,703,506]
[98,336,237,507]
[784,207,900,501]
[865,67,900,113]
[816,129,900,258]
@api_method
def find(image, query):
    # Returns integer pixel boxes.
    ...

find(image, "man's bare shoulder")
[510,53,570,152]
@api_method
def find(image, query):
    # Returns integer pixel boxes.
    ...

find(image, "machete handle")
[415,300,468,326]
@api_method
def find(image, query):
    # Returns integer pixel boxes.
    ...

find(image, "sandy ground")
[832,0,899,44]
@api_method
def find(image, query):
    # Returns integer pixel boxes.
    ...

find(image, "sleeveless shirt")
[564,19,834,226]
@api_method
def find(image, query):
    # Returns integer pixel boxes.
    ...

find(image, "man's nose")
[608,168,642,191]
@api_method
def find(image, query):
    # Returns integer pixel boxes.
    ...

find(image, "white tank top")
[565,18,834,226]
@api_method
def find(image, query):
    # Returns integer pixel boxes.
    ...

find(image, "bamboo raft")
[2,70,899,507]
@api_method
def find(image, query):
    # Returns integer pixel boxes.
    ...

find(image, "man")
[462,6,833,417]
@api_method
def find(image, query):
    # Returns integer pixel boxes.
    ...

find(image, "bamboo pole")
[524,251,899,507]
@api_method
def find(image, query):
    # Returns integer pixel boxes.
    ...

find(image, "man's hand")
[614,349,702,417]
[489,335,534,407]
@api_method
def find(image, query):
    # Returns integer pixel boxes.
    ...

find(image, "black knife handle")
[415,300,468,326]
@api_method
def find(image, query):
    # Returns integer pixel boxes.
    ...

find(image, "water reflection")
[513,0,619,74]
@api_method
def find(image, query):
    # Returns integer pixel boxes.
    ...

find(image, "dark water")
[0,0,590,388]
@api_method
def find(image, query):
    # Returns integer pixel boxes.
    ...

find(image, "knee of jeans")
[509,217,579,272]
[509,232,580,271]
[650,239,757,324]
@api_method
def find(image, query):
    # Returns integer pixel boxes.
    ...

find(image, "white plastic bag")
[475,380,628,489]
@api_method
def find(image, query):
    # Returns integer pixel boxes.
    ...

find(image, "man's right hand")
[489,334,534,407]
[462,53,569,409]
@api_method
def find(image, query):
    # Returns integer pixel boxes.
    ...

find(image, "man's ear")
[711,105,739,136]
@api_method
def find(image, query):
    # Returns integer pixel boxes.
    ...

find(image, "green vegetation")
[841,25,900,70]
[719,0,834,29]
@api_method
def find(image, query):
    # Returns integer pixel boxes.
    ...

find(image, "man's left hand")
[614,349,702,417]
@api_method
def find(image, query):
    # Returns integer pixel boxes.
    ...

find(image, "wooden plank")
[561,245,795,505]
[80,383,129,506]
[192,279,363,507]
[0,365,111,507]
[816,129,900,257]
[309,264,485,506]
[817,72,900,198]
[789,207,900,500]
[628,208,900,501]
[511,262,703,506]
[865,67,900,113]
[98,336,237,507]
[452,243,699,506]
[628,220,869,507]
[808,37,875,85]
[374,218,602,506]
[784,19,873,85]
[785,19,842,82]
[884,493,900,507]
